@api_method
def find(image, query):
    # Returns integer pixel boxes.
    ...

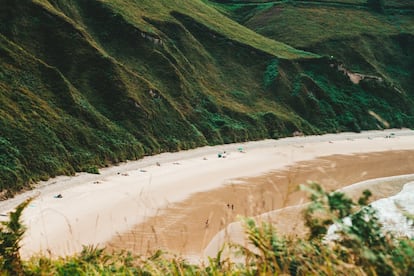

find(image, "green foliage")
[239,1,413,47]
[2,184,414,275]
[234,183,414,275]
[263,59,279,88]
[0,198,32,275]
[299,183,414,276]
[301,183,377,239]
[84,165,100,175]
[242,218,291,274]
[0,137,27,193]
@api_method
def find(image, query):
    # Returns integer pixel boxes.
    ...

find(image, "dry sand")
[0,129,413,260]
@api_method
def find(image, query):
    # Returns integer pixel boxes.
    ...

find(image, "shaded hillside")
[208,0,414,139]
[211,0,414,95]
[0,0,413,195]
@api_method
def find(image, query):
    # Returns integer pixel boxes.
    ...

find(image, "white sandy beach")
[1,129,414,259]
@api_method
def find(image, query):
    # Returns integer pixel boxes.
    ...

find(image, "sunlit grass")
[100,0,318,59]
[246,4,412,48]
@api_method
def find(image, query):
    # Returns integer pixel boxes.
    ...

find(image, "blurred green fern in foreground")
[1,184,413,275]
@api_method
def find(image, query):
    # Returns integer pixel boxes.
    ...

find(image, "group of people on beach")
[205,203,235,228]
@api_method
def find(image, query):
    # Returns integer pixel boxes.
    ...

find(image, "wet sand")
[107,150,414,259]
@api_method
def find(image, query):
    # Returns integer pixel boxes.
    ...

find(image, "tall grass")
[0,199,32,275]
[1,184,413,275]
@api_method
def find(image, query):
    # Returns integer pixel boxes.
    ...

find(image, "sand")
[203,173,414,262]
[110,151,414,260]
[0,129,413,260]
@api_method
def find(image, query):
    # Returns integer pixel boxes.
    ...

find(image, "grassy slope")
[0,0,313,194]
[240,1,414,93]
[0,0,413,194]
[243,3,413,48]
[211,0,414,129]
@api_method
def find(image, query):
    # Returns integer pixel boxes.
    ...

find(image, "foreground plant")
[0,198,31,275]
[2,184,414,275]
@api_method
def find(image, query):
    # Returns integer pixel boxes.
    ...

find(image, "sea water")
[371,181,414,238]
[326,178,414,240]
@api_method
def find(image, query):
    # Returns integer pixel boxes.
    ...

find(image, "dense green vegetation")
[0,0,413,195]
[1,185,413,275]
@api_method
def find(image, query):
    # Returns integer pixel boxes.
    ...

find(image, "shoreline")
[0,129,413,259]
[109,151,414,260]
[2,129,412,213]
[204,173,414,262]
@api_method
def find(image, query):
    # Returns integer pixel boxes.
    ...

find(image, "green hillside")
[210,0,414,94]
[0,0,413,195]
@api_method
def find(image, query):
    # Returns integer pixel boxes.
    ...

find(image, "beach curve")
[0,129,413,259]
